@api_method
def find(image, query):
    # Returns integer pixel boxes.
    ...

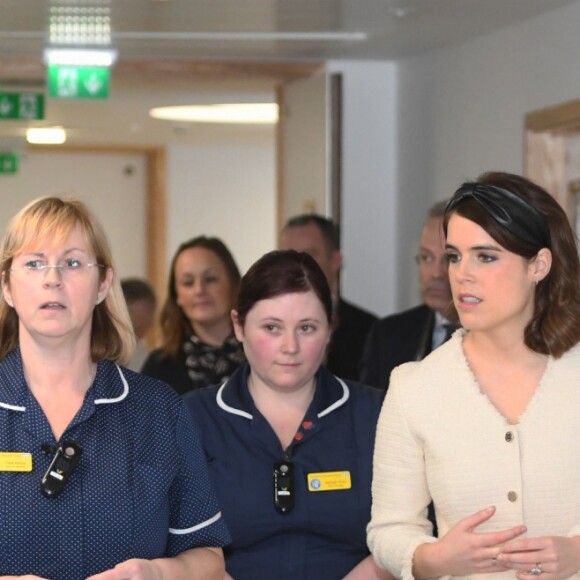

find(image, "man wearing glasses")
[360,201,457,391]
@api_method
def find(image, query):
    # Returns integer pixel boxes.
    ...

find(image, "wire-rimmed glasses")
[9,259,103,278]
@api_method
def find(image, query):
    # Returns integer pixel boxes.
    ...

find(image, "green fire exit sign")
[48,65,110,99]
[0,153,18,175]
[0,93,44,120]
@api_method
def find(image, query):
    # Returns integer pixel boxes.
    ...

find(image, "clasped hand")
[497,535,580,579]
[420,506,580,579]
[429,506,525,576]
[5,558,164,579]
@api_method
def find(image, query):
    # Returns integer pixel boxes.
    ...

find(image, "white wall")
[0,150,147,279]
[281,73,328,220]
[395,54,439,309]
[167,135,276,278]
[417,0,580,200]
[0,137,276,299]
[328,1,580,316]
[327,60,398,317]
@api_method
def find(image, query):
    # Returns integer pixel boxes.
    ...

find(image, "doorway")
[525,98,580,237]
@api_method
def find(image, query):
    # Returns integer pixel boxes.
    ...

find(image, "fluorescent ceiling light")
[26,127,67,145]
[150,103,279,124]
[43,47,117,67]
[118,31,367,42]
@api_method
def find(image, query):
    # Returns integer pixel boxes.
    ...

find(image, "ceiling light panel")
[150,103,278,124]
[26,127,67,145]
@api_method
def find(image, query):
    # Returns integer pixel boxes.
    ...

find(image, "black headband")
[445,182,551,249]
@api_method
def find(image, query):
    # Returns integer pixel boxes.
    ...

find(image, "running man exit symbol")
[48,66,110,99]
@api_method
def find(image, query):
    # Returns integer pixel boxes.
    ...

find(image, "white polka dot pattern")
[0,348,230,578]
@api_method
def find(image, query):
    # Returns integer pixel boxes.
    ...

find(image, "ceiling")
[0,0,577,147]
[2,0,578,62]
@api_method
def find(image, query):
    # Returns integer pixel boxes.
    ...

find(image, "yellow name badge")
[0,452,33,472]
[308,471,351,492]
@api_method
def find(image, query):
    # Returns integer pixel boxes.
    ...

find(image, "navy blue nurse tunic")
[0,348,230,579]
[185,363,384,580]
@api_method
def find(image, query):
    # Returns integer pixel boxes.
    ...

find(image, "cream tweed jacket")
[367,330,580,580]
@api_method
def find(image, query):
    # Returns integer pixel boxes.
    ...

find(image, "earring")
[96,297,103,305]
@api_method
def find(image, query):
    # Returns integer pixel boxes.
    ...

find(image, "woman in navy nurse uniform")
[185,250,394,580]
[0,196,229,579]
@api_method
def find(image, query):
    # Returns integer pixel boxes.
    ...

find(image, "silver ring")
[530,563,543,575]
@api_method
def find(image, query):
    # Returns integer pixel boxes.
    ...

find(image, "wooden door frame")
[30,143,167,303]
[525,98,580,220]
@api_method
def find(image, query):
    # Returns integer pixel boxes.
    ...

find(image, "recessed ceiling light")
[150,103,278,124]
[388,6,418,19]
[26,127,67,145]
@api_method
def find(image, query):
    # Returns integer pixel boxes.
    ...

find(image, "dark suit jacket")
[359,303,438,535]
[326,298,377,381]
[359,304,435,390]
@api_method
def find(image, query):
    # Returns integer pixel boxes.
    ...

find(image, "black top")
[141,333,245,396]
[326,298,377,381]
[359,304,435,390]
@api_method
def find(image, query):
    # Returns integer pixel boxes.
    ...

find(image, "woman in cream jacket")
[368,172,580,580]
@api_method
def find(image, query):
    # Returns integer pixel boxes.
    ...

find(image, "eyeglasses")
[10,259,103,277]
[415,253,449,268]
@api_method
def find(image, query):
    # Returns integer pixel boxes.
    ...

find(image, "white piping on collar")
[94,365,129,405]
[0,400,25,412]
[0,364,130,411]
[169,510,223,535]
[317,377,349,418]
[216,380,253,419]
[216,376,350,420]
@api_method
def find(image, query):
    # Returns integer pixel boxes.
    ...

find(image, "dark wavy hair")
[236,250,332,328]
[444,171,580,357]
[159,236,241,358]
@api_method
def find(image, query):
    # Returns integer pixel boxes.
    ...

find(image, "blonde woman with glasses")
[0,197,229,579]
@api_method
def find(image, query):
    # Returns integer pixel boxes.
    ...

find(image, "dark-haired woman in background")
[142,236,245,395]
[368,172,580,579]
[185,250,393,579]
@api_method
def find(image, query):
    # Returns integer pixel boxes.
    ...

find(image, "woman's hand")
[85,559,163,580]
[497,535,580,579]
[413,506,527,578]
[86,548,224,580]
[0,576,48,579]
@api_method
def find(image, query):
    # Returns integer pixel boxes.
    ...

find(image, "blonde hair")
[0,196,135,364]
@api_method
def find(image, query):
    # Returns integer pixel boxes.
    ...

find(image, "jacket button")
[507,491,518,502]
[505,431,513,442]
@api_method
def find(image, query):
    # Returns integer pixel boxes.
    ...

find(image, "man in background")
[121,277,158,372]
[360,200,457,390]
[280,214,377,381]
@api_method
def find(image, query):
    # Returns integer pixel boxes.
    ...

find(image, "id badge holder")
[41,440,83,498]
[273,460,294,514]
